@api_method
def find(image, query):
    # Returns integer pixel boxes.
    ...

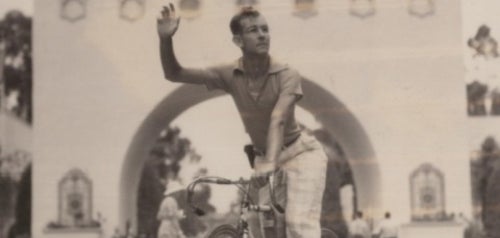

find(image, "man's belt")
[253,134,301,157]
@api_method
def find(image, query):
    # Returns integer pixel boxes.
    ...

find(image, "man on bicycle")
[157,4,328,237]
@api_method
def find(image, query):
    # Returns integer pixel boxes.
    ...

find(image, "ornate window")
[58,168,93,227]
[409,163,445,221]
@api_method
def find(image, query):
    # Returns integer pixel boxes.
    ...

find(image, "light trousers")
[251,132,328,238]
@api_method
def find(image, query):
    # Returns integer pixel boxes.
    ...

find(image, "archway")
[120,79,381,229]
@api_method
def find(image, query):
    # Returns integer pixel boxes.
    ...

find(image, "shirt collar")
[233,57,288,75]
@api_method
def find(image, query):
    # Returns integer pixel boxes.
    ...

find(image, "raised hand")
[157,3,180,38]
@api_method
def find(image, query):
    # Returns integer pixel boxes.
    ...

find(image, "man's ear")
[232,35,243,48]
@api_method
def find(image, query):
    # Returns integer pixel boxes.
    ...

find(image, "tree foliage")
[137,127,212,238]
[1,10,32,123]
[0,150,31,238]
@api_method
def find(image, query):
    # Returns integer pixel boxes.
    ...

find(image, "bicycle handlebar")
[187,174,284,216]
[195,177,249,185]
[187,177,249,216]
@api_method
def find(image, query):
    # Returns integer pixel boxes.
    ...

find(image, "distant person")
[456,213,470,227]
[349,211,371,238]
[372,212,398,238]
[157,180,186,238]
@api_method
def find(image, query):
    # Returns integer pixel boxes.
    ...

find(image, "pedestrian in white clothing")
[372,212,398,238]
[157,180,186,238]
[349,211,371,238]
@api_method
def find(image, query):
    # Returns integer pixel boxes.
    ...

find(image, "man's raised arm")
[157,4,218,84]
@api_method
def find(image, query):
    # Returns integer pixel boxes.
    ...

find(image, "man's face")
[236,15,270,55]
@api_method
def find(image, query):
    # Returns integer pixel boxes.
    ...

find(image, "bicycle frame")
[186,176,338,238]
[187,176,279,238]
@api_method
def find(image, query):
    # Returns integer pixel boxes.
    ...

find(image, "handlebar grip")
[193,208,206,216]
[248,204,272,212]
[214,179,232,184]
[198,178,232,184]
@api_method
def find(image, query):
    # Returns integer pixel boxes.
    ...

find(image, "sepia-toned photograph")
[1,0,500,238]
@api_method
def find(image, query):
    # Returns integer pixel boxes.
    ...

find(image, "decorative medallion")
[408,0,435,18]
[349,0,376,19]
[60,0,87,22]
[119,0,145,22]
[293,0,318,19]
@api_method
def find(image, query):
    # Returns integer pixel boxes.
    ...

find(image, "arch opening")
[119,79,380,230]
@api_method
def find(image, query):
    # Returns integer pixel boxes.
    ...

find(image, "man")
[157,4,328,237]
[349,211,370,238]
[372,212,398,238]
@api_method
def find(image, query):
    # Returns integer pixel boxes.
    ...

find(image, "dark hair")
[230,7,261,35]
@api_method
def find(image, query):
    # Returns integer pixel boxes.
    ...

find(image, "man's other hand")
[251,170,270,189]
[157,3,180,38]
[251,160,275,189]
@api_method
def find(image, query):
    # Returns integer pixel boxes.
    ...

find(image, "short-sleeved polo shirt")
[203,58,303,151]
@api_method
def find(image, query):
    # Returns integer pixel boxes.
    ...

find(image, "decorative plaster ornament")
[119,0,145,22]
[60,0,87,22]
[349,0,376,19]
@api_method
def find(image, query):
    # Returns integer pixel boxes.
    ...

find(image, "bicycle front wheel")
[207,224,240,238]
[321,228,339,238]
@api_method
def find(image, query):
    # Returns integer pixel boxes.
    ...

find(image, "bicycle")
[187,175,339,238]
